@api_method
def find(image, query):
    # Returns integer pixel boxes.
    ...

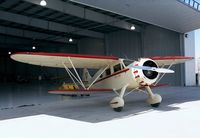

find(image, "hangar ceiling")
[0,0,147,43]
[1,0,198,44]
[69,0,200,33]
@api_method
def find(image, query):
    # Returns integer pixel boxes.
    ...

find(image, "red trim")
[135,75,140,78]
[149,56,193,60]
[139,84,168,89]
[48,89,112,93]
[134,70,138,73]
[139,81,144,84]
[95,68,130,84]
[12,52,119,60]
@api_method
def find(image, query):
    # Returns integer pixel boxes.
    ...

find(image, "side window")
[105,68,111,76]
[113,64,121,72]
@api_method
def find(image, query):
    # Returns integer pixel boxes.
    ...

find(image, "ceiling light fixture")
[32,46,36,50]
[8,52,11,55]
[69,38,73,42]
[40,0,47,6]
[130,25,135,30]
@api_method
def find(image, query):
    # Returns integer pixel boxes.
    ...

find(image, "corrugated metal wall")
[143,25,181,56]
[78,38,105,55]
[105,30,142,59]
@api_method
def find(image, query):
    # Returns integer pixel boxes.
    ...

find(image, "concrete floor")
[0,82,62,108]
[0,86,200,138]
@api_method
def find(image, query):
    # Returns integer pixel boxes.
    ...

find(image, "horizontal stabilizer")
[129,65,174,73]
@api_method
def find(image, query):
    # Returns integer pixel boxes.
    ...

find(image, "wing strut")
[154,62,174,86]
[62,62,80,89]
[62,58,109,90]
[68,57,86,89]
[62,57,87,90]
[87,65,109,90]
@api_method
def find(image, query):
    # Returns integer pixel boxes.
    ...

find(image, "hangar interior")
[0,0,199,108]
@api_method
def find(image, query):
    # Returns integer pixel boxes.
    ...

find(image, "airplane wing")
[48,89,113,95]
[11,52,119,69]
[149,56,193,66]
[48,84,167,95]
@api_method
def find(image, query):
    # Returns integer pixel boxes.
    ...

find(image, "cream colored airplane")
[11,52,192,112]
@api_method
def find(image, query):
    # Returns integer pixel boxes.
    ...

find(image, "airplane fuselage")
[92,68,140,90]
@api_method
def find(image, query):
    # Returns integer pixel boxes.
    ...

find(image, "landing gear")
[145,86,162,108]
[110,97,124,112]
[110,84,128,112]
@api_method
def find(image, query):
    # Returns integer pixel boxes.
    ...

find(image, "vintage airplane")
[11,52,192,112]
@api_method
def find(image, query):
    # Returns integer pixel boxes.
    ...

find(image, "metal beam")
[22,0,141,32]
[0,10,104,39]
[0,25,77,44]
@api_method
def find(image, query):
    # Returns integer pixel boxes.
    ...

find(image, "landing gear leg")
[145,86,162,107]
[110,84,128,112]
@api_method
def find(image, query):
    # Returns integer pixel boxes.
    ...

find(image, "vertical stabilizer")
[82,68,92,82]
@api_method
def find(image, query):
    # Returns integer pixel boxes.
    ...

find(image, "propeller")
[128,65,174,73]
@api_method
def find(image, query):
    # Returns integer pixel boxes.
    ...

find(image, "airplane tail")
[82,68,92,82]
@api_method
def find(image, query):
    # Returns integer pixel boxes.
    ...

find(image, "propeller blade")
[129,65,174,73]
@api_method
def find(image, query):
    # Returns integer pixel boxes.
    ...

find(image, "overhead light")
[32,46,36,50]
[69,38,73,42]
[8,52,11,55]
[40,0,47,6]
[130,25,135,30]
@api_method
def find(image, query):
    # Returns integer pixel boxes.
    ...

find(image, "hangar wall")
[105,30,142,59]
[184,31,196,86]
[78,38,105,55]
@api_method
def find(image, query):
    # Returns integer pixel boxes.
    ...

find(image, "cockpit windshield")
[123,60,133,67]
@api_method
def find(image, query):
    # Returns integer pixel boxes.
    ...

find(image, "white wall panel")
[184,31,196,86]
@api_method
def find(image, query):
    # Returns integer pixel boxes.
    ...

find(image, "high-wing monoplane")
[11,52,192,112]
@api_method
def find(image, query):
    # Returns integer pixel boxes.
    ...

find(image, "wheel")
[113,107,123,112]
[110,97,124,112]
[147,94,162,107]
[151,103,160,108]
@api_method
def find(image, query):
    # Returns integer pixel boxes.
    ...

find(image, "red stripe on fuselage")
[94,68,130,84]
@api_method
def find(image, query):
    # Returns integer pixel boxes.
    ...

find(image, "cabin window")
[113,64,121,72]
[105,68,111,76]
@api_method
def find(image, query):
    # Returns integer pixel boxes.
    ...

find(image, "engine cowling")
[132,58,159,86]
